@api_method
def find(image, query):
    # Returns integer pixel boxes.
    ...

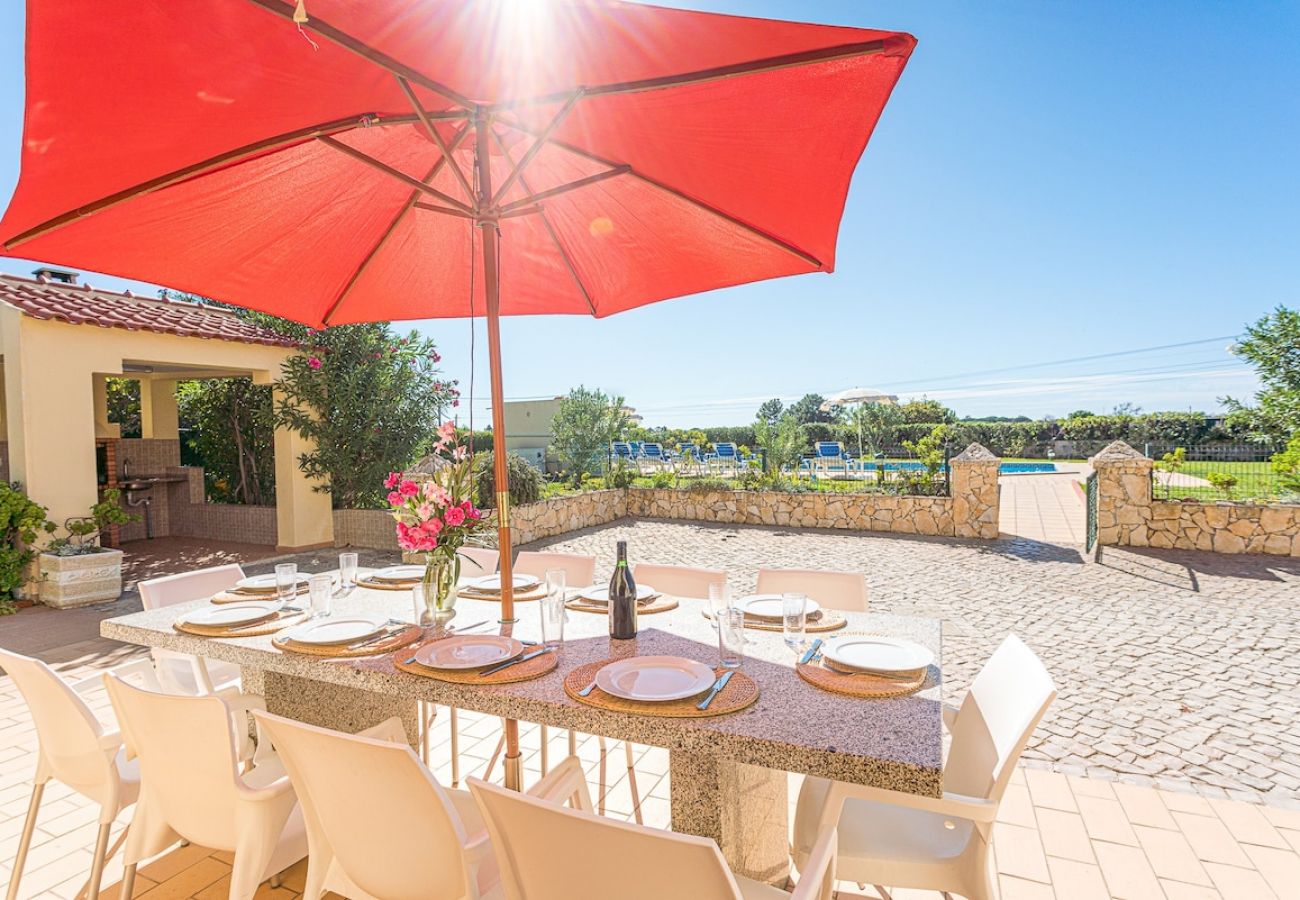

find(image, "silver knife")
[480,646,554,676]
[799,639,823,666]
[697,671,734,710]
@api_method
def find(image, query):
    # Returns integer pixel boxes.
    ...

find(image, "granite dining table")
[101,580,943,884]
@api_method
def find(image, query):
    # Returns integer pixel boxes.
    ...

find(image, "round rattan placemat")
[174,609,308,638]
[563,659,758,718]
[566,595,678,616]
[211,586,309,604]
[393,646,558,684]
[355,577,419,591]
[795,647,928,699]
[701,609,847,633]
[459,585,549,603]
[272,624,424,658]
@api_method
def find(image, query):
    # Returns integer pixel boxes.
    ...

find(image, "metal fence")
[1147,443,1293,504]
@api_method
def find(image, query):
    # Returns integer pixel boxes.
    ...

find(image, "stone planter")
[38,549,124,609]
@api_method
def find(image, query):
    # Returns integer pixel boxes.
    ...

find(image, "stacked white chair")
[791,634,1056,900]
[470,768,839,900]
[253,711,592,900]
[0,649,156,900]
[103,673,306,900]
[756,567,868,612]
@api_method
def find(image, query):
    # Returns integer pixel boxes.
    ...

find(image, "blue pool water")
[851,462,1058,474]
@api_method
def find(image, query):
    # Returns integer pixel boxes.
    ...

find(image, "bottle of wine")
[608,540,637,640]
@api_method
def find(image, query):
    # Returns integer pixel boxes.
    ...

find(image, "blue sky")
[1,1,1296,427]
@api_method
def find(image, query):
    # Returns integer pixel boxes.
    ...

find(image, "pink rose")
[421,518,443,536]
[444,506,465,527]
[384,472,402,490]
[308,357,322,370]
[399,480,419,497]
[387,491,403,507]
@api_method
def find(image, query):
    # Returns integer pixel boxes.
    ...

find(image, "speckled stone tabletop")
[102,577,943,881]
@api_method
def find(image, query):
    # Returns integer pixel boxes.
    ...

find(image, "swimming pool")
[850,462,1059,474]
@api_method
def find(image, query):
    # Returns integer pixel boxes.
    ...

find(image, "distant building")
[501,397,639,472]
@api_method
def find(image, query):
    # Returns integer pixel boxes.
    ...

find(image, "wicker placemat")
[273,624,424,658]
[796,658,927,699]
[460,585,549,603]
[212,586,309,603]
[393,646,558,684]
[563,659,759,718]
[355,577,419,591]
[174,609,308,638]
[701,608,847,633]
[566,595,679,616]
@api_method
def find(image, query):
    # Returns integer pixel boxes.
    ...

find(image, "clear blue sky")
[2,1,1296,427]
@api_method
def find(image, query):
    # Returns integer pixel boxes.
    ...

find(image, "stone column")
[950,443,1001,539]
[1088,441,1153,547]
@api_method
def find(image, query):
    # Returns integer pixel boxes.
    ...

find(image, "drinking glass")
[782,592,808,654]
[308,574,334,619]
[274,563,298,604]
[540,569,567,649]
[338,552,359,594]
[707,582,731,629]
[717,607,745,669]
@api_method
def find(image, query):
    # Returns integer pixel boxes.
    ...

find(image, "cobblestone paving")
[529,520,1300,806]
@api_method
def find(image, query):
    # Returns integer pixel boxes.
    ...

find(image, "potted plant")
[0,481,54,615]
[386,422,491,625]
[38,489,138,609]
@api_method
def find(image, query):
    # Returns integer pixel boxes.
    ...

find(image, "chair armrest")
[789,826,837,900]
[815,781,999,839]
[942,702,960,731]
[357,716,408,744]
[525,755,593,812]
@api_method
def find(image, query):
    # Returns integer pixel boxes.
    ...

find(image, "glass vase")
[417,553,460,626]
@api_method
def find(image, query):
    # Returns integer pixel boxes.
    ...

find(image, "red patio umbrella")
[1,0,915,788]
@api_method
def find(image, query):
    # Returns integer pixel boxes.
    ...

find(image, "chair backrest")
[470,777,744,900]
[815,442,844,458]
[0,649,116,796]
[715,442,737,458]
[945,634,1056,803]
[629,441,642,455]
[678,442,696,456]
[756,568,868,612]
[631,564,726,601]
[611,441,632,458]
[456,546,500,576]
[513,551,596,586]
[642,443,663,458]
[103,673,247,849]
[138,564,246,610]
[255,712,476,900]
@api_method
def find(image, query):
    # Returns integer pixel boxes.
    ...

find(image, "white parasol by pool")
[820,387,899,411]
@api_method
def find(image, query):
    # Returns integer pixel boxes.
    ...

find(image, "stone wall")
[510,489,626,544]
[1090,441,1300,556]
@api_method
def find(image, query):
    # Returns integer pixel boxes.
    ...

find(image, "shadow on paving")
[1099,545,1300,590]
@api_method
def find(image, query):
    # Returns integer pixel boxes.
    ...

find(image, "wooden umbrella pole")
[475,110,524,792]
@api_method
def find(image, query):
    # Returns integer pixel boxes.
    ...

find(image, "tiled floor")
[999,473,1088,545]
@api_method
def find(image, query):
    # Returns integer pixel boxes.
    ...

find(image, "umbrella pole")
[475,111,523,792]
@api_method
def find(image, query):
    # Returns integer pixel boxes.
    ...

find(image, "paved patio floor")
[999,472,1088,546]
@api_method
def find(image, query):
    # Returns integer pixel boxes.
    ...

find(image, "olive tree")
[550,386,630,485]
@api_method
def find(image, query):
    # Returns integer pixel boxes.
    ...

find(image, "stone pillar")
[1088,441,1153,547]
[950,443,1001,539]
[139,378,180,439]
[272,387,334,551]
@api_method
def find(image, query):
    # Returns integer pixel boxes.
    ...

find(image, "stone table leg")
[242,669,419,747]
[669,750,790,885]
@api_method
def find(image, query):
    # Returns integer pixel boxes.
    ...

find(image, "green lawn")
[1153,460,1288,503]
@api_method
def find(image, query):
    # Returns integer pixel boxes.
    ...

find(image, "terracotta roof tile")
[0,273,298,348]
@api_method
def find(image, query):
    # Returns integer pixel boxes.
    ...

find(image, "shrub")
[607,463,637,489]
[551,386,629,485]
[1269,434,1300,494]
[48,489,139,557]
[650,469,675,489]
[0,483,54,614]
[472,451,542,509]
[1205,471,1239,499]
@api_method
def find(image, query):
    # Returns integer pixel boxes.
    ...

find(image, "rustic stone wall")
[626,487,957,534]
[510,489,626,544]
[950,444,1002,539]
[1090,440,1300,556]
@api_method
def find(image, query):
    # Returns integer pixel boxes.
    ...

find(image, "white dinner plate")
[595,656,717,702]
[369,565,426,583]
[236,573,309,592]
[821,636,934,674]
[737,593,822,620]
[179,601,281,628]
[575,583,656,605]
[466,574,541,592]
[414,635,525,670]
[282,614,390,646]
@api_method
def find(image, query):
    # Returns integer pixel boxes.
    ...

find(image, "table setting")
[564,581,679,615]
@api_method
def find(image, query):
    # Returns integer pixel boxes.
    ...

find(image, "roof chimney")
[32,267,79,284]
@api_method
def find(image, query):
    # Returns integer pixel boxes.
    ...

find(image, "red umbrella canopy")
[0,0,914,327]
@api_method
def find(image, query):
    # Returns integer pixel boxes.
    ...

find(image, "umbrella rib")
[491,91,583,208]
[487,38,889,112]
[322,125,471,325]
[317,135,475,215]
[2,114,395,250]
[496,166,630,214]
[243,0,475,111]
[495,117,822,269]
[395,76,475,203]
[489,128,598,316]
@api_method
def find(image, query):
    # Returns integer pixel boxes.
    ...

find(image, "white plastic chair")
[756,567,868,612]
[104,673,306,900]
[0,649,157,900]
[631,562,727,600]
[513,551,596,587]
[253,712,591,900]
[138,564,247,695]
[792,634,1056,900]
[457,546,501,577]
[470,768,839,900]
